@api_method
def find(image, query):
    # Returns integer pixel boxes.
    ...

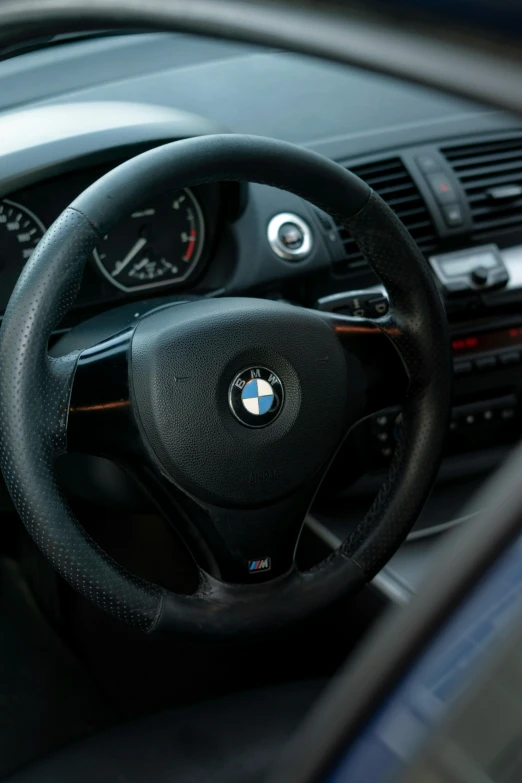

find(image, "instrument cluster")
[0,159,224,313]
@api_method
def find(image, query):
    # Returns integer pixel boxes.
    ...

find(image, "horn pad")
[131,298,360,507]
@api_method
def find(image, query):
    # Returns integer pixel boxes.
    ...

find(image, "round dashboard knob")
[471,265,490,286]
[267,212,313,261]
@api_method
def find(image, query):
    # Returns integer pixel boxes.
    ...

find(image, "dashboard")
[2,30,522,562]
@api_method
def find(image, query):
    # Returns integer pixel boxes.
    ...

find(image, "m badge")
[248,558,272,573]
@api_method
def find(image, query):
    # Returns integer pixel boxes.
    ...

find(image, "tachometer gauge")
[94,188,205,292]
[0,199,46,268]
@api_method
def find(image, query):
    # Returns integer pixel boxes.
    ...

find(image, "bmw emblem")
[229,367,284,428]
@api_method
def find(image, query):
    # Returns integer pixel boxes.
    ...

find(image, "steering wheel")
[0,134,451,635]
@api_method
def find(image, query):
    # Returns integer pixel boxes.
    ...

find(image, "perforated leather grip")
[340,191,451,575]
[0,209,163,632]
[0,135,451,634]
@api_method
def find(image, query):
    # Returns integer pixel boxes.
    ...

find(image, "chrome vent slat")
[442,137,522,236]
[334,157,437,276]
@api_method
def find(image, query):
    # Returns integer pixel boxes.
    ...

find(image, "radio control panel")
[430,244,510,295]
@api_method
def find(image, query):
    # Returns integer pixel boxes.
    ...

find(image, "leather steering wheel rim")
[0,134,452,634]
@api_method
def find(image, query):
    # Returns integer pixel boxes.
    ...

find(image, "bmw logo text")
[229,367,284,428]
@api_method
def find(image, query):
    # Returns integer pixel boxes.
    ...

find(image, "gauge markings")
[131,208,155,219]
[93,188,205,292]
[0,200,46,267]
[17,228,38,243]
[182,228,198,262]
[128,256,176,281]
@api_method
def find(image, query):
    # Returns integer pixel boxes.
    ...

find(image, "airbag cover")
[130,298,352,506]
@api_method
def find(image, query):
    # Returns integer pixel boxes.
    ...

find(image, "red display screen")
[452,326,522,355]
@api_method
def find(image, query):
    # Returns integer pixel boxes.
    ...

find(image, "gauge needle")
[111,237,148,277]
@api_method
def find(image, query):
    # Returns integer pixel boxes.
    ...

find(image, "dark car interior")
[0,2,522,782]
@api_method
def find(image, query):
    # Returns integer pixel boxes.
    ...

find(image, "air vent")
[442,136,522,236]
[334,157,437,276]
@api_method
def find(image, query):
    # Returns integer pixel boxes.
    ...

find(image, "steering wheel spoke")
[317,309,408,414]
[67,329,139,458]
[135,461,319,583]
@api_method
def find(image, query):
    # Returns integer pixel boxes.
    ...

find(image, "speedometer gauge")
[94,188,205,292]
[0,199,46,268]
